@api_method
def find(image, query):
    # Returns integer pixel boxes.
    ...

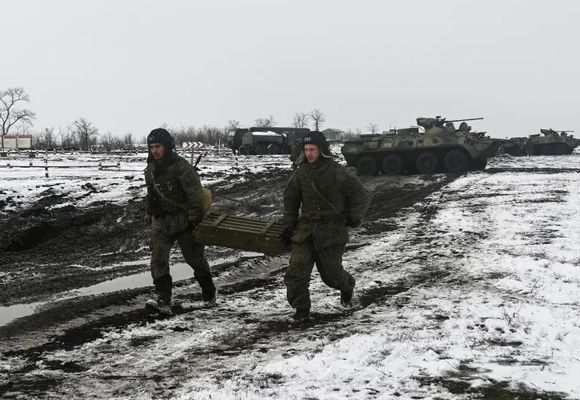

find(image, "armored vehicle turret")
[341,116,501,175]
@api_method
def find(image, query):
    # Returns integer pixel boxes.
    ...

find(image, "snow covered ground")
[170,155,580,399]
[2,152,580,399]
[0,149,289,213]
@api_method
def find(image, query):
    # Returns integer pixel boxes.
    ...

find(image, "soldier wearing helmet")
[281,131,371,322]
[144,128,216,314]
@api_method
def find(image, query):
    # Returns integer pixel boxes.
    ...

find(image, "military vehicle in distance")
[229,127,310,155]
[501,137,528,156]
[501,129,578,156]
[341,116,502,175]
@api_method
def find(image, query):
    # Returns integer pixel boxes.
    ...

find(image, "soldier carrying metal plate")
[144,128,216,315]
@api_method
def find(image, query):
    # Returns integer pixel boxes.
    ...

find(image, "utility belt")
[300,210,345,224]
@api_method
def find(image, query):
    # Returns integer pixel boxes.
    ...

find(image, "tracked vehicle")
[341,116,501,175]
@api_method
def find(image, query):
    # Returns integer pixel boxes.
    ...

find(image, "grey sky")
[2,0,579,138]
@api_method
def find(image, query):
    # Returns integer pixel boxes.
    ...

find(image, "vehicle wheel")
[381,154,404,175]
[255,144,268,155]
[471,158,487,170]
[415,152,439,174]
[267,143,280,154]
[356,156,378,176]
[443,150,469,173]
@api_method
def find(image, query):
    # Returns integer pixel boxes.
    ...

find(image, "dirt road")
[1,152,578,399]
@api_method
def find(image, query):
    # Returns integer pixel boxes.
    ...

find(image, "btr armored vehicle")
[501,129,578,156]
[341,116,501,175]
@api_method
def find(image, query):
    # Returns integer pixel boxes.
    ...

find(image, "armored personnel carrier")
[526,129,577,155]
[501,129,578,156]
[501,137,528,156]
[341,116,501,175]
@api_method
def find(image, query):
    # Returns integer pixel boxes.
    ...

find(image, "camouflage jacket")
[283,158,371,234]
[145,155,204,235]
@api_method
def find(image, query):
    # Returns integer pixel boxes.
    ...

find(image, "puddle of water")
[76,263,194,297]
[0,252,268,328]
[0,263,194,328]
[0,301,46,328]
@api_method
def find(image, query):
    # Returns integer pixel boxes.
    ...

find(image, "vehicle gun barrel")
[445,117,484,123]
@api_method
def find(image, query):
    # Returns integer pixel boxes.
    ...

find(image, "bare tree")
[35,127,57,150]
[123,132,134,149]
[100,132,114,151]
[367,123,380,135]
[0,88,36,150]
[72,118,99,151]
[309,109,325,131]
[292,112,310,128]
[254,115,276,128]
[226,120,240,133]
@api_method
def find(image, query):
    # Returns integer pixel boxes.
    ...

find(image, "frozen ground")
[1,151,580,399]
[0,149,280,213]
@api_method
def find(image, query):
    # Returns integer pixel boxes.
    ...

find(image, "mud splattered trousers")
[150,216,214,299]
[284,219,355,311]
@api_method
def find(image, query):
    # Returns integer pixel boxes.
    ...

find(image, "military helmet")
[147,128,175,150]
[301,131,332,159]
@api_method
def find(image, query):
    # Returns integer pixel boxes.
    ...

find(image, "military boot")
[146,294,172,316]
[197,274,217,305]
[293,308,311,323]
[146,274,173,315]
[340,289,354,307]
[340,276,356,307]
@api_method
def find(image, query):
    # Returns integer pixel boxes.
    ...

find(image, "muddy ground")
[0,155,574,399]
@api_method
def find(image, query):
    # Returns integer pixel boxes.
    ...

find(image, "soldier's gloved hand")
[279,226,295,247]
[188,214,202,227]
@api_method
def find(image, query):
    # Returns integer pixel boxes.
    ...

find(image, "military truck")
[501,129,578,156]
[229,127,310,155]
[341,116,502,175]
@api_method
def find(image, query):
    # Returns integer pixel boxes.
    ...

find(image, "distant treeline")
[31,119,363,151]
[32,122,235,151]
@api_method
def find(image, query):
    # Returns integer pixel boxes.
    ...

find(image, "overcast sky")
[2,0,579,138]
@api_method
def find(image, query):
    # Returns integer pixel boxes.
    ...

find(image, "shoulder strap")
[149,169,189,212]
[309,178,344,218]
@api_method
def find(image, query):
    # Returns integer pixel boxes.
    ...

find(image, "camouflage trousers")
[150,217,212,287]
[284,221,355,311]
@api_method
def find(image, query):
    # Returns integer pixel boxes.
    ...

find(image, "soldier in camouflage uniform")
[281,131,371,322]
[144,128,216,314]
